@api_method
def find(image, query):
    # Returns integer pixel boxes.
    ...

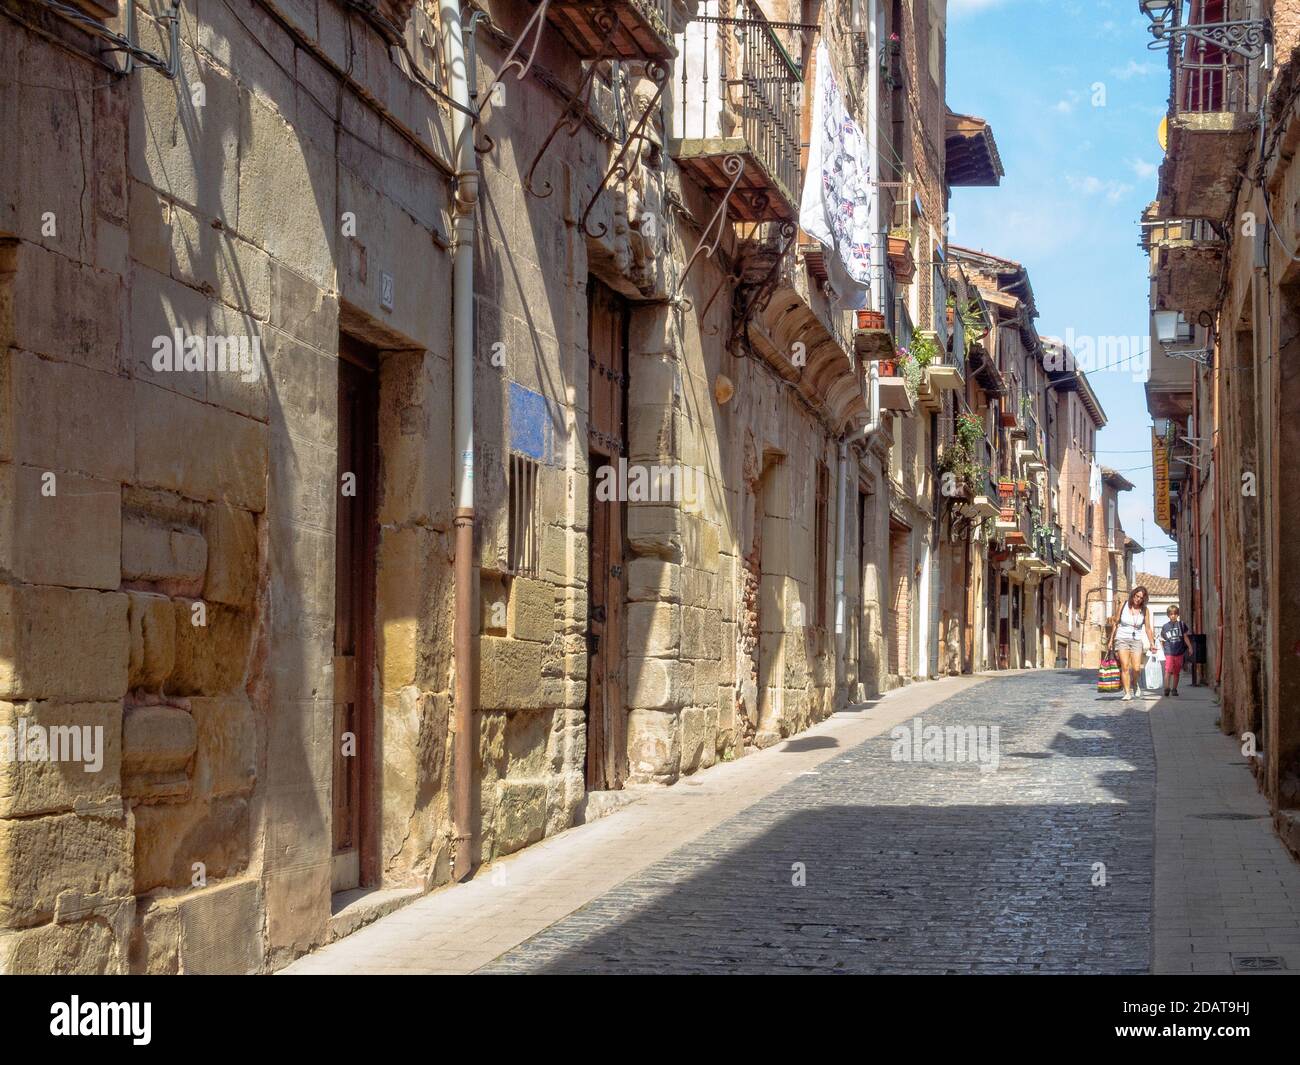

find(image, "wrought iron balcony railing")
[1174,34,1260,114]
[671,0,805,221]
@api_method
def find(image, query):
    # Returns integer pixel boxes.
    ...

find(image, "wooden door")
[586,280,628,791]
[333,338,379,892]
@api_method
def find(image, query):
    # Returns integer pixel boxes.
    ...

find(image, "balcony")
[1156,14,1264,219]
[1145,214,1225,322]
[671,0,804,222]
[540,0,676,60]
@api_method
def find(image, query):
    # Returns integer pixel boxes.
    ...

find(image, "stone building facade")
[1143,0,1300,857]
[0,0,1085,975]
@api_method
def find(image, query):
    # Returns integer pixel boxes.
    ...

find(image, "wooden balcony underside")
[1160,112,1255,219]
[671,140,798,222]
[543,1,675,60]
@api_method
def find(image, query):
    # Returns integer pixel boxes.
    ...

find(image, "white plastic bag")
[1144,654,1163,692]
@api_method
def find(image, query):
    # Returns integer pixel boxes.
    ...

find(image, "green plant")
[899,351,923,400]
[957,299,986,351]
[910,331,939,368]
[956,412,983,452]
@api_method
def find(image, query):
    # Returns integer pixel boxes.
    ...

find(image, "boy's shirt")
[1160,620,1188,656]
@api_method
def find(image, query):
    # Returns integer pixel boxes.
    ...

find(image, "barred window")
[508,453,540,577]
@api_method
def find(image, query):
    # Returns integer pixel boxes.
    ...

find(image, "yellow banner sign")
[1152,428,1171,531]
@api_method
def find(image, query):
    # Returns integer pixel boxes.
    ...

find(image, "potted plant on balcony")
[887,229,916,283]
[957,412,983,452]
[856,309,886,331]
[909,331,938,368]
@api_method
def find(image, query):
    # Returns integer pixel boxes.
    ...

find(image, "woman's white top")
[1116,605,1146,643]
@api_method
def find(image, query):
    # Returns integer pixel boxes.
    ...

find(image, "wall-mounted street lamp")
[1140,0,1271,60]
[1152,308,1213,365]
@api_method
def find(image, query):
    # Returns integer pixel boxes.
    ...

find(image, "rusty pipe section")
[445,0,482,882]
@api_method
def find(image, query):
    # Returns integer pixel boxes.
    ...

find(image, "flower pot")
[856,309,886,331]
[1016,480,1029,493]
[878,359,897,377]
[886,236,915,283]
[997,481,1015,499]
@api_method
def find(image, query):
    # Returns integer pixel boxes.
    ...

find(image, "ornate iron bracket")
[1147,19,1271,60]
[521,9,622,197]
[670,155,746,312]
[729,221,797,352]
[479,0,554,118]
[580,59,670,237]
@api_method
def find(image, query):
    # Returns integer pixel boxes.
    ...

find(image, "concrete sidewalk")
[1149,684,1300,974]
[280,673,994,974]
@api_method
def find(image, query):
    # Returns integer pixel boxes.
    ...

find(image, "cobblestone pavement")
[484,671,1155,974]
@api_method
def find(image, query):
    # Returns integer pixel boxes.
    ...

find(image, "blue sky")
[945,0,1177,575]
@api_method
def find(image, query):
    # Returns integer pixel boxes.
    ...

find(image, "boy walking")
[1160,606,1190,697]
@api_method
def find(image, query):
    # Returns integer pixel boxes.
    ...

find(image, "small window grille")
[508,454,540,576]
[814,461,830,629]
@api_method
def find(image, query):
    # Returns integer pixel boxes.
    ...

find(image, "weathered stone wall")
[0,0,456,971]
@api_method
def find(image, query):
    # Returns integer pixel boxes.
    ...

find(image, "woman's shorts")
[1115,638,1145,654]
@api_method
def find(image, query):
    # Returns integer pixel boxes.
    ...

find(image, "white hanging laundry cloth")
[798,40,874,305]
[1089,461,1103,504]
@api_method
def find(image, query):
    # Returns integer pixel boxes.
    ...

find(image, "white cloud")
[950,0,1009,15]
[1128,158,1158,179]
[1110,58,1159,80]
[1067,174,1134,204]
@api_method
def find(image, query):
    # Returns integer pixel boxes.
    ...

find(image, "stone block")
[0,701,123,818]
[479,637,545,711]
[626,602,680,658]
[263,861,330,962]
[626,558,681,603]
[626,708,680,784]
[169,599,252,697]
[0,584,129,701]
[122,703,196,801]
[377,526,421,693]
[190,694,256,800]
[680,706,708,775]
[493,779,546,856]
[204,503,257,607]
[9,242,122,373]
[508,577,555,643]
[137,876,263,975]
[121,513,207,585]
[132,796,250,894]
[133,381,267,511]
[0,914,130,975]
[129,44,240,226]
[0,812,133,929]
[627,503,681,560]
[127,591,175,690]
[128,178,173,275]
[625,656,691,710]
[7,350,133,480]
[683,606,723,661]
[238,96,335,288]
[0,465,122,591]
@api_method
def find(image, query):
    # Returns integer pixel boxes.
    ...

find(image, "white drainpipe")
[443,0,481,882]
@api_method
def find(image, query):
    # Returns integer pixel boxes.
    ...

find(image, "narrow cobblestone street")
[282,671,1300,975]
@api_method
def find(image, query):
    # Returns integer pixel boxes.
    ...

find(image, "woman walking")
[1107,586,1156,702]
[1159,606,1190,697]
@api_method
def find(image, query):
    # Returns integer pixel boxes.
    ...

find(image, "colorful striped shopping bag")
[1097,655,1121,693]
